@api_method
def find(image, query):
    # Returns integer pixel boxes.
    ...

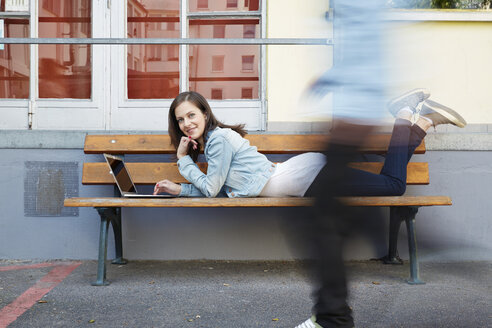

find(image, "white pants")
[259,152,326,197]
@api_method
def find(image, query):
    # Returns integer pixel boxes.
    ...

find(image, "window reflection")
[197,0,208,10]
[39,0,92,99]
[226,0,238,9]
[0,19,29,99]
[127,0,180,99]
[189,0,259,12]
[213,25,225,38]
[243,25,255,38]
[211,88,223,100]
[241,55,254,72]
[241,87,253,99]
[189,19,259,100]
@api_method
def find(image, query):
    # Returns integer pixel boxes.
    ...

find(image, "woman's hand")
[153,179,182,195]
[177,136,198,160]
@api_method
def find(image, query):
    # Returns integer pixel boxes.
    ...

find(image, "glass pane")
[0,18,30,99]
[127,0,180,99]
[189,19,260,100]
[189,0,260,12]
[39,0,92,99]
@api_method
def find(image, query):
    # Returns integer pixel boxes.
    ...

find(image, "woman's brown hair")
[168,91,247,161]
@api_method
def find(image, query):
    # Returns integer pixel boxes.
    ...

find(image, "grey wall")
[0,133,491,262]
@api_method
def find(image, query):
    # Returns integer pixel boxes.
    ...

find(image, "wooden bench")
[64,134,452,286]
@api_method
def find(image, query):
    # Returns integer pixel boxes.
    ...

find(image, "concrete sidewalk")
[0,260,491,328]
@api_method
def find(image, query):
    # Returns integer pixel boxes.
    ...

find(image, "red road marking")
[0,262,57,272]
[0,262,81,328]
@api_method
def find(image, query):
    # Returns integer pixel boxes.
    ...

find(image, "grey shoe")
[420,99,467,128]
[387,88,431,117]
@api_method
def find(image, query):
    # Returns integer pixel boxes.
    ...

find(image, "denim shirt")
[177,127,276,198]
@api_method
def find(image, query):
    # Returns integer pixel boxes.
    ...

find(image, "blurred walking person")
[295,1,390,327]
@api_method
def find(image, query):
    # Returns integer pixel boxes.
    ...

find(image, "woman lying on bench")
[153,90,466,198]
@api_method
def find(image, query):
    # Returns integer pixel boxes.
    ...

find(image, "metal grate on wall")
[24,161,79,217]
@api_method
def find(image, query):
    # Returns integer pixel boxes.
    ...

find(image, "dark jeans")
[341,119,427,196]
[301,119,426,327]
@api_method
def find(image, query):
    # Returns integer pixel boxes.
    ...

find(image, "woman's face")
[175,101,207,142]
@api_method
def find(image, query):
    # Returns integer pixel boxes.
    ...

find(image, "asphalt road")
[1,260,491,328]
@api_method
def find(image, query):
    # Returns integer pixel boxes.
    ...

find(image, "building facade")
[0,1,491,262]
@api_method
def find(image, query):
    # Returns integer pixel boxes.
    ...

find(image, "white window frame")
[0,0,109,130]
[35,0,108,130]
[1,0,266,131]
[0,15,29,130]
[110,0,265,131]
[109,0,176,130]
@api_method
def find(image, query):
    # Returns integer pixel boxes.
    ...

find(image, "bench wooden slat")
[341,196,452,207]
[83,162,206,184]
[64,195,451,208]
[347,162,429,184]
[82,162,429,185]
[84,134,425,155]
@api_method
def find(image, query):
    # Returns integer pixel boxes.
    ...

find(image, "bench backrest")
[82,134,428,186]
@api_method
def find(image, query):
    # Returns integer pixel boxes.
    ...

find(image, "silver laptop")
[104,153,175,198]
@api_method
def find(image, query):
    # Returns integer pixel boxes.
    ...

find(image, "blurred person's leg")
[305,123,375,328]
[296,102,466,327]
[294,1,388,326]
[299,119,426,327]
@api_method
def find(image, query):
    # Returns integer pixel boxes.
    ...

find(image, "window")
[211,88,223,99]
[197,0,208,9]
[246,0,259,10]
[189,19,260,100]
[243,25,255,38]
[227,0,238,9]
[241,88,253,99]
[0,18,29,98]
[39,0,92,99]
[127,0,180,99]
[1,0,266,130]
[213,25,226,38]
[241,55,254,72]
[167,22,176,31]
[212,56,225,72]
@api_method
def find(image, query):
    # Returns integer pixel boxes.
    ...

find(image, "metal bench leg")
[382,207,404,265]
[93,207,112,286]
[110,207,128,265]
[405,206,425,285]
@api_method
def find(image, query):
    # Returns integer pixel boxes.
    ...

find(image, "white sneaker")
[387,88,431,117]
[295,316,323,328]
[420,99,467,128]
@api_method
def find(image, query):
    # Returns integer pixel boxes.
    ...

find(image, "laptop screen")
[106,155,136,193]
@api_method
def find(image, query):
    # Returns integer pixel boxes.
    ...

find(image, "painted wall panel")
[0,149,491,262]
